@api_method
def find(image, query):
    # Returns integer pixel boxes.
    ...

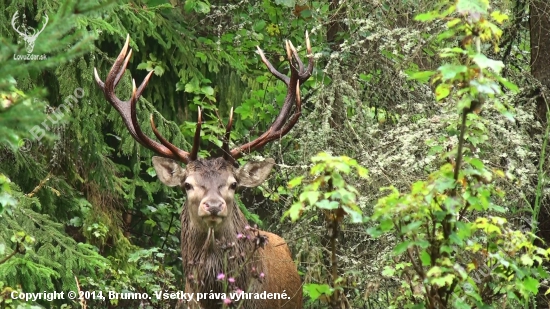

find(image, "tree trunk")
[530,0,550,123]
[529,2,550,308]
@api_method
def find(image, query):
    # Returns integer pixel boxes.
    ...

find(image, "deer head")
[94,34,312,235]
[152,156,275,231]
[94,32,313,309]
[11,11,48,54]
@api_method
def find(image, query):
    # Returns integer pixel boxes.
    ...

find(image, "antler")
[11,11,29,37]
[226,31,314,160]
[94,34,200,164]
[33,14,48,38]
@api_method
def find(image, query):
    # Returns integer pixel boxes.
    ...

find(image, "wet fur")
[180,158,302,309]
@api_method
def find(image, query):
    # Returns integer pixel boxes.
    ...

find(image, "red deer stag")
[94,34,313,309]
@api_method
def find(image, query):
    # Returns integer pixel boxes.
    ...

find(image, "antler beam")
[95,33,313,165]
[94,34,200,164]
[228,32,314,159]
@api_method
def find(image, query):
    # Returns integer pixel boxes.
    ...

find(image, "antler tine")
[37,14,48,35]
[302,30,314,82]
[222,107,234,161]
[113,46,132,89]
[150,114,189,162]
[94,34,193,163]
[287,40,304,74]
[11,11,26,37]
[278,80,302,137]
[256,46,290,85]
[237,81,302,153]
[93,67,104,88]
[230,32,313,159]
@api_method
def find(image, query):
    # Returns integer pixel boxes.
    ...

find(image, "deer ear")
[236,158,275,188]
[152,156,186,187]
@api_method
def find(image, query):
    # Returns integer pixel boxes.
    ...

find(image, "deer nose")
[204,201,224,216]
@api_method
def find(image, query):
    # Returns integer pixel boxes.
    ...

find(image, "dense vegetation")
[1,0,549,308]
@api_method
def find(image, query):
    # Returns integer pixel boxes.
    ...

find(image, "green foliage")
[286,152,367,306]
[0,0,95,151]
[0,0,546,308]
[236,195,263,227]
[369,1,549,308]
[0,182,112,308]
[285,153,367,223]
[303,283,333,301]
[0,174,16,214]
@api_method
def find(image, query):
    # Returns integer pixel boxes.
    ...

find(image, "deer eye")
[229,182,238,190]
[184,183,193,191]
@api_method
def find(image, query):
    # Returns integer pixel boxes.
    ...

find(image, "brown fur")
[169,158,302,309]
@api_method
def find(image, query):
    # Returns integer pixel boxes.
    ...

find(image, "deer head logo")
[11,11,48,54]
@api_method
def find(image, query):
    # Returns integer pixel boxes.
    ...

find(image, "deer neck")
[180,200,264,301]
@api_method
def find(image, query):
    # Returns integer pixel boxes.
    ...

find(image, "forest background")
[1,0,550,308]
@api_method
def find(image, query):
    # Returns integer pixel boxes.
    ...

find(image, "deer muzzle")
[199,199,227,225]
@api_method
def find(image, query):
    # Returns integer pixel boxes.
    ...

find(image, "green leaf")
[300,191,320,205]
[357,166,368,178]
[497,76,519,93]
[379,218,394,232]
[456,0,488,17]
[287,176,304,188]
[284,202,303,222]
[154,65,165,76]
[382,266,395,276]
[200,86,214,96]
[136,62,150,70]
[435,83,451,101]
[500,110,515,122]
[184,78,200,93]
[452,297,472,309]
[253,20,266,32]
[0,192,16,208]
[147,167,157,177]
[303,283,333,301]
[521,254,534,266]
[438,64,467,81]
[447,18,462,28]
[415,11,439,22]
[359,73,372,82]
[145,219,157,228]
[407,70,436,82]
[468,158,485,170]
[394,241,411,255]
[299,9,312,18]
[491,11,509,24]
[366,226,383,237]
[472,54,504,73]
[434,176,455,192]
[316,199,339,210]
[195,1,210,13]
[401,221,423,234]
[342,205,363,223]
[522,277,539,294]
[68,217,83,227]
[195,51,207,63]
[184,0,196,13]
[420,250,431,266]
[470,80,501,95]
[274,0,295,7]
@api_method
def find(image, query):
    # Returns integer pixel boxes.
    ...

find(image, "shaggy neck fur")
[180,159,265,309]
